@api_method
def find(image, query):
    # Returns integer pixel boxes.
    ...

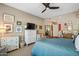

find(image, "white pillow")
[75,35,79,51]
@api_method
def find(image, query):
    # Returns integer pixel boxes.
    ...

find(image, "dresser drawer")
[0,36,19,52]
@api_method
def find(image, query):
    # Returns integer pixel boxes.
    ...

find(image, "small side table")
[20,41,25,48]
[0,46,7,56]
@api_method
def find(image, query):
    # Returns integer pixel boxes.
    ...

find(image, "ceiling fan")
[41,3,59,13]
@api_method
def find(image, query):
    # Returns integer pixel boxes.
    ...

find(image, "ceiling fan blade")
[41,8,47,13]
[42,3,50,8]
[49,7,59,9]
[41,3,59,13]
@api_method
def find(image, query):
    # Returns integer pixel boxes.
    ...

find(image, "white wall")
[0,4,45,40]
[44,11,79,35]
[52,11,79,31]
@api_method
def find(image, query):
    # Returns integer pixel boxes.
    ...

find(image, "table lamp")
[0,22,6,46]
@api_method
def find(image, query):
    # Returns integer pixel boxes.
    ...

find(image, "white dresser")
[0,36,19,52]
[25,30,37,45]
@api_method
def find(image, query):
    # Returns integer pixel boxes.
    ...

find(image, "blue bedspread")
[32,38,79,56]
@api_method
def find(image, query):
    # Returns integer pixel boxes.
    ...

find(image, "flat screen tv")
[27,23,35,29]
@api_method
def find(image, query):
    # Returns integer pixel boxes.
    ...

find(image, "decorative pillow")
[75,35,79,51]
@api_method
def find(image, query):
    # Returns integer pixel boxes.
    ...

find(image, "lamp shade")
[0,28,6,33]
[0,22,6,34]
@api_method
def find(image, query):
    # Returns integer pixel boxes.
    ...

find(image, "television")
[27,23,35,29]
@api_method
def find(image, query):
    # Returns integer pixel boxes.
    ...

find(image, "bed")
[32,38,79,56]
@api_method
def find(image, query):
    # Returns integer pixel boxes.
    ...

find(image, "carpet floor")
[8,44,34,56]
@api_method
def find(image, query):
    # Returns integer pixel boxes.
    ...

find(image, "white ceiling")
[4,3,79,19]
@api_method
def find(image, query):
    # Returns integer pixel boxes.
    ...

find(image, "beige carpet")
[8,44,34,56]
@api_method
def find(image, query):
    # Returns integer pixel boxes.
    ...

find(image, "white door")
[53,24,58,36]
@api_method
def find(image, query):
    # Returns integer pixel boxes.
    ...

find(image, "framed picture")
[39,25,42,29]
[4,24,13,32]
[16,26,22,32]
[17,21,22,25]
[4,14,15,23]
